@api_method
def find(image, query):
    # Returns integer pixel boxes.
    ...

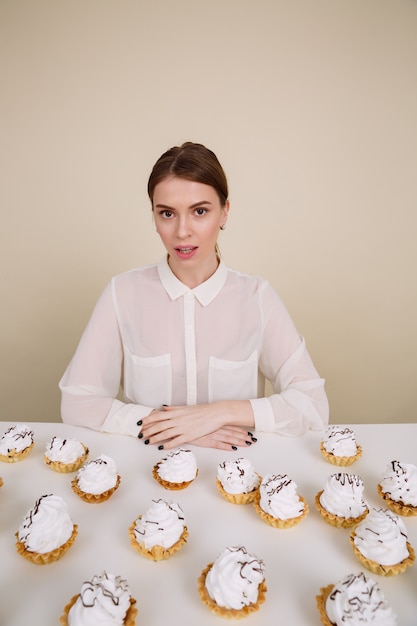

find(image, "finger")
[141,421,177,443]
[211,428,256,447]
[190,436,248,451]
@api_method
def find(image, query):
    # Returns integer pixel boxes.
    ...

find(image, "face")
[153,176,229,286]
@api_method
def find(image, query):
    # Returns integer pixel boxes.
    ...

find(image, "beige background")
[1,0,416,426]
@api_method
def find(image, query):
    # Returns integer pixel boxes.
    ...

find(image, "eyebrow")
[154,200,213,210]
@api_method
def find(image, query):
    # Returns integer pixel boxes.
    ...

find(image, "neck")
[167,253,219,288]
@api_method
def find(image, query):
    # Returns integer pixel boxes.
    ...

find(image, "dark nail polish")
[162,404,168,407]
[144,439,150,445]
[136,420,142,426]
[138,432,143,439]
[158,445,164,450]
[247,431,253,436]
[231,445,237,450]
[245,440,252,446]
[251,437,258,442]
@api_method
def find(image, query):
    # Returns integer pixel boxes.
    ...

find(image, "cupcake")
[316,571,397,625]
[320,425,362,466]
[71,454,121,503]
[253,473,308,528]
[377,460,417,517]
[315,473,369,528]
[60,571,137,625]
[128,498,188,561]
[44,436,89,473]
[15,494,78,565]
[153,448,197,490]
[216,458,261,504]
[0,423,34,462]
[350,507,415,576]
[198,546,267,619]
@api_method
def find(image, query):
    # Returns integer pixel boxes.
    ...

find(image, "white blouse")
[59,258,329,437]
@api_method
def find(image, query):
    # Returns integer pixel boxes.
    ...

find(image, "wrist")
[221,400,255,429]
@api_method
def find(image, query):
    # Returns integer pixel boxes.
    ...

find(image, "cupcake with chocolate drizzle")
[71,454,121,503]
[315,472,369,528]
[350,507,415,576]
[60,571,137,625]
[153,447,198,490]
[128,498,188,561]
[253,473,308,528]
[198,546,267,619]
[316,571,397,625]
[44,436,89,473]
[216,458,261,504]
[320,425,362,466]
[0,423,34,463]
[15,494,78,565]
[378,460,417,517]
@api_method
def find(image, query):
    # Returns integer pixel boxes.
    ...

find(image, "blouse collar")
[157,256,228,306]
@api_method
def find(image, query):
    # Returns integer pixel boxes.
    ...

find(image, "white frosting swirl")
[0,423,33,454]
[76,455,118,494]
[380,460,417,507]
[259,473,304,520]
[326,572,397,625]
[133,499,185,549]
[320,473,367,518]
[157,448,197,483]
[205,546,265,610]
[323,425,357,456]
[17,494,74,553]
[68,572,132,626]
[45,436,85,463]
[217,458,259,494]
[353,507,409,565]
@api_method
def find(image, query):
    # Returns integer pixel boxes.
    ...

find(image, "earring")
[220,224,226,231]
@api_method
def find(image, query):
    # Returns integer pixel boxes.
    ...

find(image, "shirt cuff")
[101,400,154,437]
[249,397,275,432]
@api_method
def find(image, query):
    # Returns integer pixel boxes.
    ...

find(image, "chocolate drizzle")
[226,546,265,579]
[19,494,51,542]
[134,499,184,538]
[327,426,354,441]
[264,474,292,496]
[328,572,393,619]
[2,425,33,453]
[334,473,363,488]
[80,571,129,608]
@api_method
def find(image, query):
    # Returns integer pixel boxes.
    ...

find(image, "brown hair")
[147,142,229,208]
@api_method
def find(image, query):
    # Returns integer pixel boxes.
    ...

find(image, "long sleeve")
[59,281,153,435]
[249,282,329,436]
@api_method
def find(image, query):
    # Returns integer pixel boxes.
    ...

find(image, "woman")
[60,142,329,450]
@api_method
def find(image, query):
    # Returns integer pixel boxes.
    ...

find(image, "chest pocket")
[208,350,258,402]
[123,345,171,407]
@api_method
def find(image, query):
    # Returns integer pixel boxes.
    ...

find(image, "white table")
[0,422,416,625]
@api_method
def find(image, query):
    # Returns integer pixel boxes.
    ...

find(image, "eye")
[194,207,207,216]
[159,209,174,219]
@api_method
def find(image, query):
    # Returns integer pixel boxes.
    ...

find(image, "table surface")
[1,421,416,625]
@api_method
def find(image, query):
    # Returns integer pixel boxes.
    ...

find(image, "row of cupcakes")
[57,559,399,624]
[2,422,410,624]
[14,488,402,623]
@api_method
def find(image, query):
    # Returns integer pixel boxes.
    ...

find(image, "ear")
[221,199,230,228]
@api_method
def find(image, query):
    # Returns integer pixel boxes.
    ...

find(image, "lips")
[174,246,198,259]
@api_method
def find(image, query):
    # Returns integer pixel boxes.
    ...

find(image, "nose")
[176,215,192,239]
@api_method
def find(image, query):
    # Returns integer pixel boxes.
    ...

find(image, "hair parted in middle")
[147,142,229,208]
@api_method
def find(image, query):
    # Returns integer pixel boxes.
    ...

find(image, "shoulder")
[102,264,161,305]
[111,263,159,288]
[224,265,290,313]
[225,265,275,295]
